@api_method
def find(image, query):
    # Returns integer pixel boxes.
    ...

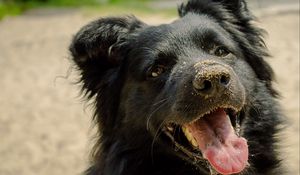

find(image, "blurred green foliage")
[0,0,176,19]
[0,2,23,19]
[0,0,93,19]
[0,0,135,20]
[1,0,99,6]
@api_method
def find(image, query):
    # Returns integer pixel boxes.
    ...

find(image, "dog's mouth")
[163,108,248,175]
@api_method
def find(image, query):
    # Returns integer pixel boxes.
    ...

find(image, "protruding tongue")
[185,109,248,175]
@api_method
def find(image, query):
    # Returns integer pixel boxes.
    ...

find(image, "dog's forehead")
[129,13,234,64]
[170,13,220,32]
[133,13,232,52]
[138,14,224,42]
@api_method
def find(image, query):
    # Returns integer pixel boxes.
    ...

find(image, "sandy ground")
[0,6,299,175]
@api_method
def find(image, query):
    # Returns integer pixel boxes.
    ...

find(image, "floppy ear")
[212,0,251,20]
[178,0,249,19]
[69,16,145,98]
[212,0,247,11]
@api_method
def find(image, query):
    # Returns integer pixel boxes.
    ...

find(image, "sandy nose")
[193,62,231,97]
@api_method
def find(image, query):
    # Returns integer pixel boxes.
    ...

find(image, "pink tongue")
[185,109,248,175]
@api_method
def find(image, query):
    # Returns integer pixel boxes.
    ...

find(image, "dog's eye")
[149,65,165,78]
[214,46,230,57]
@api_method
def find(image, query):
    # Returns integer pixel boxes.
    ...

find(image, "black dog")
[69,0,284,174]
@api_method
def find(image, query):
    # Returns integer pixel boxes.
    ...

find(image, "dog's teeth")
[151,72,158,77]
[191,137,198,147]
[166,126,174,132]
[182,126,198,147]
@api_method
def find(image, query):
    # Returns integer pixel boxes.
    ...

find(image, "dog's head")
[70,0,275,174]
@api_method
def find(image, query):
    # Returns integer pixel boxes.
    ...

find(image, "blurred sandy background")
[0,1,299,175]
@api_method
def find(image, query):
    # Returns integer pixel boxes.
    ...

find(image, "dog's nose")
[193,63,231,97]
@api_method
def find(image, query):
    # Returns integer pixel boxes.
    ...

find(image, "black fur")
[69,0,284,174]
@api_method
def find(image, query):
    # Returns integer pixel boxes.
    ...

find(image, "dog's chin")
[162,106,249,175]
